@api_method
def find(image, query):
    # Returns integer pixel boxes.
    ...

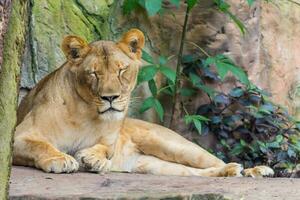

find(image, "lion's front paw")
[243,166,274,178]
[37,154,79,173]
[219,163,243,177]
[75,149,111,173]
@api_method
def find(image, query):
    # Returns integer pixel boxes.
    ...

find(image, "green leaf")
[123,0,139,14]
[159,66,176,83]
[184,115,210,123]
[276,135,284,143]
[154,99,164,121]
[196,84,216,98]
[257,141,266,148]
[184,115,208,135]
[240,139,247,147]
[142,50,154,63]
[258,103,275,115]
[140,97,156,113]
[214,0,246,34]
[247,0,254,6]
[170,0,180,7]
[211,116,222,124]
[184,115,192,124]
[204,55,250,86]
[193,119,202,134]
[230,144,244,156]
[228,65,249,86]
[187,0,198,11]
[180,88,196,96]
[182,54,198,63]
[138,0,146,7]
[190,71,215,97]
[148,79,157,96]
[291,142,300,152]
[295,122,300,131]
[140,97,164,121]
[162,80,175,96]
[229,87,244,97]
[221,139,230,149]
[144,0,162,16]
[260,103,275,112]
[214,63,229,80]
[137,65,158,84]
[159,56,167,65]
[189,72,202,85]
[214,0,230,12]
[266,141,280,148]
[289,135,299,144]
[287,148,296,158]
[205,55,229,80]
[257,141,268,153]
[258,108,271,115]
[227,12,246,34]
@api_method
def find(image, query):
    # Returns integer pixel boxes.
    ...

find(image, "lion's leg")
[243,166,274,177]
[127,118,225,169]
[126,119,274,177]
[13,135,79,173]
[74,144,112,173]
[131,155,242,177]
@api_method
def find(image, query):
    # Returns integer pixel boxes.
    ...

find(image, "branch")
[169,5,190,128]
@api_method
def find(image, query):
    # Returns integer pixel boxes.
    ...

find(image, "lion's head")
[61,29,145,120]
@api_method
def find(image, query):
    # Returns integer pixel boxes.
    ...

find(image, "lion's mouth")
[98,107,123,114]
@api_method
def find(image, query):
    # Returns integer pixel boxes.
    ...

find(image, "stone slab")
[9,166,300,200]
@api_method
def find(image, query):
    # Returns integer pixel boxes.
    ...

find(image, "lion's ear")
[117,29,145,60]
[61,35,90,62]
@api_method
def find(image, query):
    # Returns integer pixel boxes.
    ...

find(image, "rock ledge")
[9,166,300,200]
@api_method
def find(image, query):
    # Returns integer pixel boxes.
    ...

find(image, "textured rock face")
[0,0,28,198]
[0,0,12,69]
[254,1,300,118]
[21,0,113,88]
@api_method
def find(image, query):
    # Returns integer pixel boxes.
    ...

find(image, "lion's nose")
[100,95,120,103]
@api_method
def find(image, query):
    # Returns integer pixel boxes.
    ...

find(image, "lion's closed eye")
[119,68,127,77]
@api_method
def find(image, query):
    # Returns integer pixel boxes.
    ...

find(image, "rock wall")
[253,1,300,118]
[21,0,113,89]
[19,0,300,137]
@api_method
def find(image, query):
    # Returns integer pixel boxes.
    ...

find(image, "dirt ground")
[9,166,300,200]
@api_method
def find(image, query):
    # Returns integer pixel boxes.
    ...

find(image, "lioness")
[14,29,273,177]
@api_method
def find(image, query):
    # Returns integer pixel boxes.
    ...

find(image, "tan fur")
[14,29,273,177]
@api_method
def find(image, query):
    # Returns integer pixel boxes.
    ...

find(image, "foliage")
[182,55,300,176]
[123,0,248,34]
[204,54,250,86]
[123,0,197,16]
[214,0,247,34]
[139,49,300,175]
[122,0,300,176]
[137,50,176,122]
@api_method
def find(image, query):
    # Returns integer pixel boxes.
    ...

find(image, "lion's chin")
[97,109,125,121]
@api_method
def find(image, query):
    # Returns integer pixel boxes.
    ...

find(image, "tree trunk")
[0,0,28,199]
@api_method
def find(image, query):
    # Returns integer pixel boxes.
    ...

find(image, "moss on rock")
[21,0,113,88]
[0,0,28,199]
